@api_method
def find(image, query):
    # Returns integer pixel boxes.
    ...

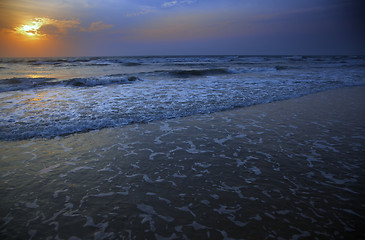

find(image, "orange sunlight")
[0,17,79,57]
[15,18,49,39]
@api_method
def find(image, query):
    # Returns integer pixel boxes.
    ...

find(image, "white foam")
[176,204,196,217]
[252,214,262,221]
[218,182,244,199]
[320,171,357,185]
[70,166,93,173]
[276,210,291,215]
[175,225,183,232]
[137,204,174,223]
[2,213,13,225]
[185,141,209,154]
[188,221,208,230]
[172,172,187,178]
[39,164,61,174]
[210,194,219,200]
[90,192,115,197]
[25,199,39,209]
[200,200,210,205]
[250,166,262,175]
[214,205,241,215]
[214,135,232,145]
[313,140,339,153]
[264,212,276,220]
[194,162,211,168]
[53,189,68,198]
[137,204,156,215]
[117,186,131,195]
[158,197,171,204]
[98,166,114,172]
[130,163,140,168]
[149,152,165,160]
[227,216,247,227]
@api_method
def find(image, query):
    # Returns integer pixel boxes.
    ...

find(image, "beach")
[1,0,365,237]
[1,86,364,239]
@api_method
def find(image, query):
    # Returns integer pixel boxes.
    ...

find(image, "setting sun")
[15,18,48,39]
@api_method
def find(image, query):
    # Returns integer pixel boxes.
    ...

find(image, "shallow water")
[1,87,364,239]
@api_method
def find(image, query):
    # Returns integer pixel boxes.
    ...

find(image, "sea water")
[1,55,364,140]
[0,56,365,239]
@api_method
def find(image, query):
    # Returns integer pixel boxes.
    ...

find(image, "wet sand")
[1,86,365,239]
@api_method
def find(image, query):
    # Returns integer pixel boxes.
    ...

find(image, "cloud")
[81,21,113,32]
[12,17,80,39]
[10,17,113,40]
[38,24,61,35]
[162,1,178,8]
[161,0,195,8]
[124,6,154,17]
[51,19,80,33]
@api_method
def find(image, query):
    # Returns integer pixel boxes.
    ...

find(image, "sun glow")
[15,18,48,39]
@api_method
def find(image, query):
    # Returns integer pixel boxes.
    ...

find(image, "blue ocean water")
[0,55,364,140]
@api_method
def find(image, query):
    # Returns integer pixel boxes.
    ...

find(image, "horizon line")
[1,54,365,59]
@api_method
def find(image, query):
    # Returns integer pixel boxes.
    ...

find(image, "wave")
[0,75,141,92]
[1,54,364,141]
[168,68,231,77]
[62,75,140,87]
[122,62,142,66]
[2,81,364,141]
[0,78,58,92]
[27,59,68,65]
[148,66,298,78]
[86,63,111,66]
[274,65,300,71]
[24,58,144,67]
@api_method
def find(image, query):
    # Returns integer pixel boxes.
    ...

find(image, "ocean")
[1,55,364,140]
[1,56,365,239]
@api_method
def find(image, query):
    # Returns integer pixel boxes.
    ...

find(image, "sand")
[1,86,364,239]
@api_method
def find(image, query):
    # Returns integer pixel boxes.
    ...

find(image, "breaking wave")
[1,55,364,141]
[0,75,141,92]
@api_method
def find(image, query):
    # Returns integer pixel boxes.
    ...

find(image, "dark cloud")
[38,24,61,35]
[81,21,113,32]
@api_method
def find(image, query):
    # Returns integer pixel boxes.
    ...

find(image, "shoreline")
[1,85,365,239]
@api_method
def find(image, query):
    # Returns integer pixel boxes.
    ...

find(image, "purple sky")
[0,0,364,57]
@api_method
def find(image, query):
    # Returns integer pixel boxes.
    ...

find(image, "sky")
[0,0,364,57]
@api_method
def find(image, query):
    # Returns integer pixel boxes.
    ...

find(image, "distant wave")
[0,75,141,92]
[63,75,140,87]
[168,68,231,77]
[0,78,58,92]
[274,65,298,71]
[27,59,68,65]
[122,62,142,66]
[153,67,280,78]
[0,58,144,67]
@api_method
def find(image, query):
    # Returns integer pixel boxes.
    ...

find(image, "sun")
[15,18,48,39]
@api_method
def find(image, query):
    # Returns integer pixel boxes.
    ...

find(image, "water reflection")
[22,90,56,107]
[29,93,45,102]
[25,74,52,79]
